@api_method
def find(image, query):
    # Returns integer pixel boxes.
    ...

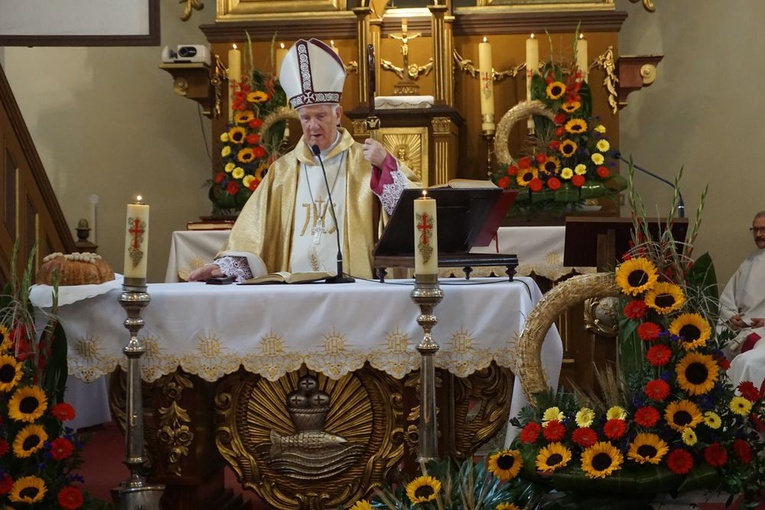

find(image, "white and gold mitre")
[279,38,346,109]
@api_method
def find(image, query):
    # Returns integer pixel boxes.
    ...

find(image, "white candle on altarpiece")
[123,195,150,282]
[526,33,539,131]
[577,34,589,82]
[414,191,438,275]
[228,44,242,122]
[276,42,288,78]
[478,37,495,133]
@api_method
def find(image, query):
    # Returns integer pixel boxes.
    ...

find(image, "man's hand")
[188,263,222,282]
[729,313,749,330]
[750,318,765,328]
[362,138,388,168]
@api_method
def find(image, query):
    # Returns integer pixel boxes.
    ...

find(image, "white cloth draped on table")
[31,277,563,433]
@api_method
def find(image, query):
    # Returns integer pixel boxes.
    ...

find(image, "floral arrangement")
[0,247,107,509]
[493,44,626,219]
[508,170,765,506]
[209,46,287,216]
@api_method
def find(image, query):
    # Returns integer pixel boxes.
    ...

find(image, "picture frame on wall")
[0,0,159,47]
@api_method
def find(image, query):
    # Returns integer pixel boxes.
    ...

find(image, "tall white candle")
[577,34,589,82]
[276,42,288,78]
[526,33,539,132]
[414,191,438,275]
[478,37,495,133]
[124,195,150,282]
[228,44,242,122]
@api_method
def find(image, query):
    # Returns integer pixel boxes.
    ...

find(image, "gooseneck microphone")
[616,153,685,219]
[311,144,355,283]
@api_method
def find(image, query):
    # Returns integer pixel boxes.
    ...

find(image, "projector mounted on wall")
[161,45,210,65]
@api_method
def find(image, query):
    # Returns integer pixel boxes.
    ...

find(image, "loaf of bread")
[36,252,115,286]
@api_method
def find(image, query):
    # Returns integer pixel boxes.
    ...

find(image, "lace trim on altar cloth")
[380,169,408,216]
[215,256,253,283]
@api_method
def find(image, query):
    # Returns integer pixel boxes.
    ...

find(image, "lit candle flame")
[135,195,143,204]
[530,33,535,39]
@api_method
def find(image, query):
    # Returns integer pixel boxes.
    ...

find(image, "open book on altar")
[240,270,332,285]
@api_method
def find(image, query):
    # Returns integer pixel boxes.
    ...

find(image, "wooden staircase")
[0,62,75,287]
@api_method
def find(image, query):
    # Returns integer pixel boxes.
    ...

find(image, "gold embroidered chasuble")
[221,129,390,279]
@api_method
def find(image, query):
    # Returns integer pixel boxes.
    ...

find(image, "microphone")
[616,153,685,218]
[311,144,355,283]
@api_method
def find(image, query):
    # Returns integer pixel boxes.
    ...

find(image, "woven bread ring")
[495,100,556,166]
[258,106,299,140]
[516,272,620,406]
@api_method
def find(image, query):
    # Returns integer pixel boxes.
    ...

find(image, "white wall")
[616,0,764,284]
[2,1,759,285]
[2,5,215,283]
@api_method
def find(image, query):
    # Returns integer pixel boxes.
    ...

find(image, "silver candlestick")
[410,273,443,463]
[111,281,164,510]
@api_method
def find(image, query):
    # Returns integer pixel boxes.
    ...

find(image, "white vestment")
[722,249,765,387]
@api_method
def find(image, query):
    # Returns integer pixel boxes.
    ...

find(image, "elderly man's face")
[298,104,343,152]
[752,215,765,249]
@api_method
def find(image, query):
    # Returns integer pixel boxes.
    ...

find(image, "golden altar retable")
[41,278,562,509]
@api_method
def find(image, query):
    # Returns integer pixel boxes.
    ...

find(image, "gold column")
[428,3,449,105]
[352,6,372,106]
[431,116,457,183]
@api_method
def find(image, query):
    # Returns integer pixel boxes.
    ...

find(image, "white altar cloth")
[164,227,594,283]
[43,278,561,393]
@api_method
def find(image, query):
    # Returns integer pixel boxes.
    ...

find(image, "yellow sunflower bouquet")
[492,41,626,220]
[209,42,288,216]
[0,245,108,509]
[508,169,765,506]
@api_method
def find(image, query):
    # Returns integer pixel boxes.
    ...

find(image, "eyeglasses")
[750,227,765,234]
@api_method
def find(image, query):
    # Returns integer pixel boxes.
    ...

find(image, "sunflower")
[542,156,560,174]
[247,90,269,103]
[227,126,247,144]
[645,282,685,314]
[581,441,623,479]
[669,313,711,350]
[8,386,48,423]
[0,325,11,352]
[0,354,22,392]
[234,110,255,124]
[349,500,372,510]
[237,148,256,164]
[496,503,522,510]
[535,442,572,474]
[559,140,578,158]
[564,118,587,134]
[546,81,566,100]
[615,258,659,296]
[676,352,718,395]
[516,168,538,187]
[664,400,703,432]
[487,449,523,481]
[12,424,48,458]
[405,476,441,504]
[627,433,668,464]
[562,100,580,113]
[9,475,46,504]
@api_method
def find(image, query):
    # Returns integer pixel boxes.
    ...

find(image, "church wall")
[615,0,765,285]
[1,5,216,283]
[0,1,760,286]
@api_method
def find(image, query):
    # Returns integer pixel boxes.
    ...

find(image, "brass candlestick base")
[112,283,165,510]
[410,273,444,463]
[482,131,495,177]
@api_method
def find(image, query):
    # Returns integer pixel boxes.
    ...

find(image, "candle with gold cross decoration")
[123,195,150,285]
[413,190,438,275]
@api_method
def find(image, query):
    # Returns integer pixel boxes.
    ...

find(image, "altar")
[41,276,562,509]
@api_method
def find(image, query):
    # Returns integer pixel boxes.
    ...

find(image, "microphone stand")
[311,145,355,283]
[617,153,685,218]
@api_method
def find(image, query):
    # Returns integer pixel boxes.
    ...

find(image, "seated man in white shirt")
[189,38,417,283]
[721,211,765,385]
